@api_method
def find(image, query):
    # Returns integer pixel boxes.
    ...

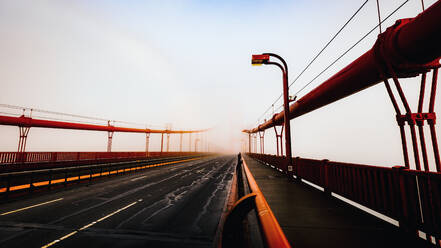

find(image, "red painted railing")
[247,153,441,240]
[0,151,199,165]
[0,155,205,199]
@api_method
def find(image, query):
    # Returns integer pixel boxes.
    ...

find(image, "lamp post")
[195,138,200,152]
[251,53,292,173]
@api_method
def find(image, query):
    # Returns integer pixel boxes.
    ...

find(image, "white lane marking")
[41,231,78,248]
[41,199,141,248]
[1,198,64,216]
[131,175,147,182]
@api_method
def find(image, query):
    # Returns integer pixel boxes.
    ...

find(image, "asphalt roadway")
[0,155,236,248]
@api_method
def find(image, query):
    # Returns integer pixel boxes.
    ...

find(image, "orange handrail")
[242,158,291,248]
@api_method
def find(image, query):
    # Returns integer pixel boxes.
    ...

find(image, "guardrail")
[0,151,198,165]
[247,153,441,242]
[242,155,291,248]
[222,154,290,248]
[0,152,204,173]
[0,155,205,200]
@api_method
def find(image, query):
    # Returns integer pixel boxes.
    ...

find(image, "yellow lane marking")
[0,157,200,193]
[33,181,49,187]
[51,179,65,184]
[41,199,140,248]
[66,177,77,182]
[9,184,30,191]
[41,231,78,248]
[0,198,64,216]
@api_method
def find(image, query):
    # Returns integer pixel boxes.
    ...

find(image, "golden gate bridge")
[0,1,440,247]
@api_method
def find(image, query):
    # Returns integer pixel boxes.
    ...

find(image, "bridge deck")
[0,156,235,248]
[243,155,431,248]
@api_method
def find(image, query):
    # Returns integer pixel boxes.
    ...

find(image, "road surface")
[0,155,236,248]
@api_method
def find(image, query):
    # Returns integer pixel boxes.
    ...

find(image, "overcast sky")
[0,0,439,169]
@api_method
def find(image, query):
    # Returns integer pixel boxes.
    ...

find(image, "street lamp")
[251,53,293,174]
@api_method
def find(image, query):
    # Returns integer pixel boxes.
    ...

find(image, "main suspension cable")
[291,0,409,99]
[255,0,369,124]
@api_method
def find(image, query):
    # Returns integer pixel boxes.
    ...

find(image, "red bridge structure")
[243,1,441,246]
[1,1,441,248]
[0,112,207,166]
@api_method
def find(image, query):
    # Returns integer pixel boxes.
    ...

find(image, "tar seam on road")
[0,198,64,216]
[40,199,142,248]
[131,175,147,181]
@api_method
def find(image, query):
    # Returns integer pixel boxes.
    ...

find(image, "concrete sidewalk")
[243,155,431,248]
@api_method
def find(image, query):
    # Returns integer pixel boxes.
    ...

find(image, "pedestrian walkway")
[243,155,431,248]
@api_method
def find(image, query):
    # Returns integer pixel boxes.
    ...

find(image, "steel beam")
[244,2,441,133]
[0,115,204,134]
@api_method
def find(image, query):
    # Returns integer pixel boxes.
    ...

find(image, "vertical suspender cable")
[376,0,382,33]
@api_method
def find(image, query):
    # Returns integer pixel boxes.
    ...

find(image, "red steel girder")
[0,115,203,134]
[244,1,441,133]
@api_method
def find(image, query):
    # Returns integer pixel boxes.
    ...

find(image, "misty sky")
[0,0,439,169]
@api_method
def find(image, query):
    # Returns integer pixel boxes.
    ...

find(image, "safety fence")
[0,155,205,199]
[0,151,197,165]
[247,153,441,242]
